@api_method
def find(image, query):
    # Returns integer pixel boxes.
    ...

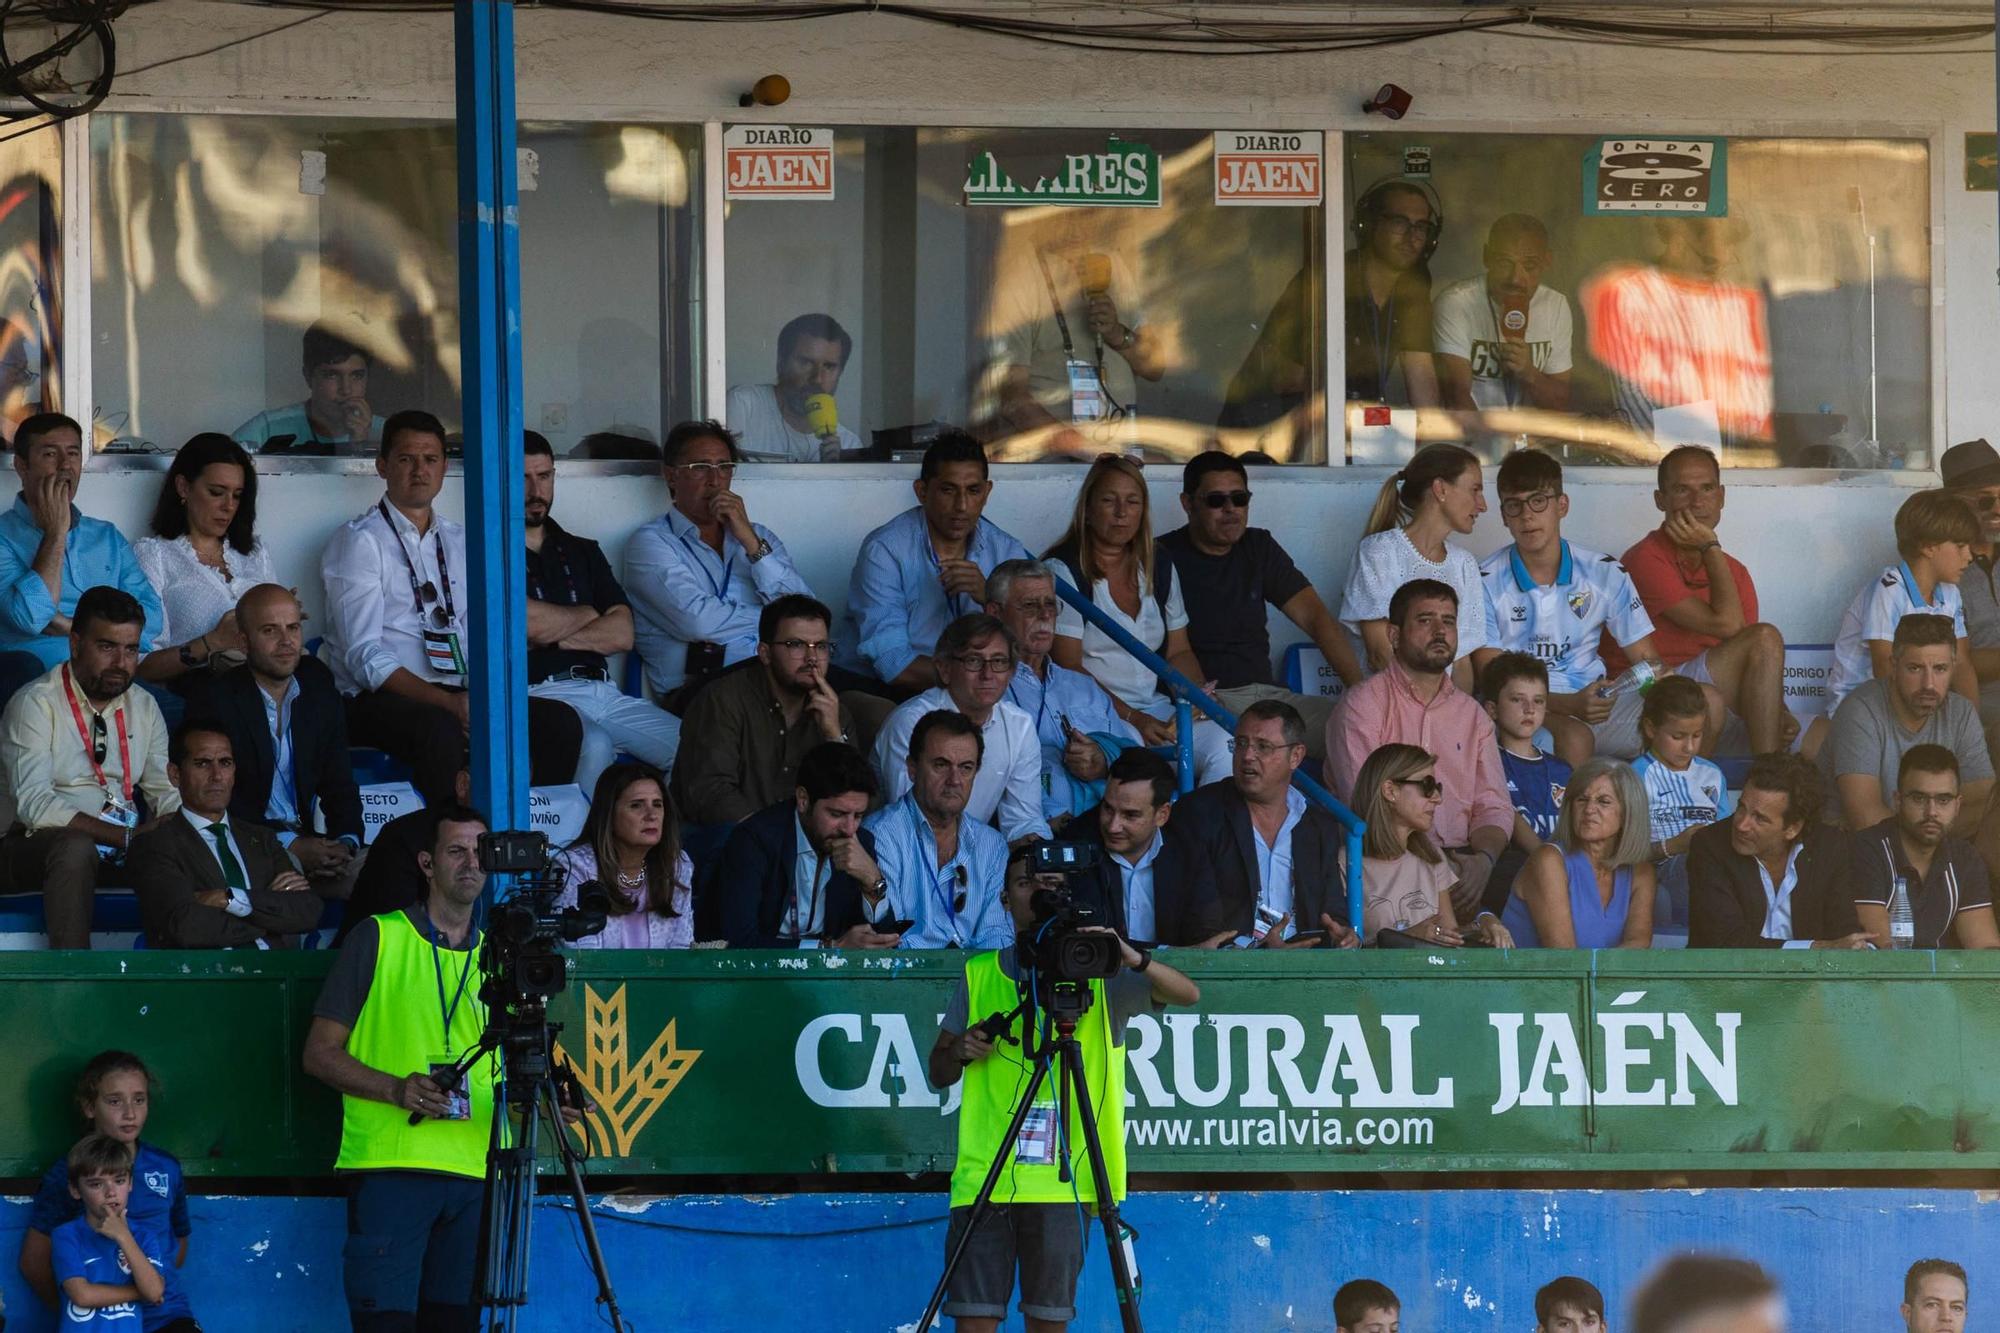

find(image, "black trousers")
[346,687,582,806]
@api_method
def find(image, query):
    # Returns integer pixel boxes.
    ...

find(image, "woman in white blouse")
[1339,442,1490,676]
[557,761,694,949]
[1044,454,1231,784]
[134,434,276,688]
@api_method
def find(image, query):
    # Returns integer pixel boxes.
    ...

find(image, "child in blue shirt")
[19,1050,190,1313]
[1480,652,1573,915]
[50,1132,200,1330]
[1630,676,1735,928]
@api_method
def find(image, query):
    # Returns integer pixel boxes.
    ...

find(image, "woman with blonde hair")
[1350,742,1513,947]
[1501,756,1656,949]
[1339,443,1490,673]
[1046,453,1231,783]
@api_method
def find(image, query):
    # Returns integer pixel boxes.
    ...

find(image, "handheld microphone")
[1499,293,1530,344]
[1080,252,1112,296]
[804,393,839,438]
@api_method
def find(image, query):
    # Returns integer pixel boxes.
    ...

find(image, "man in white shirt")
[128,723,322,949]
[725,313,864,462]
[872,613,1051,844]
[0,586,178,948]
[625,420,816,702]
[320,410,582,805]
[1433,214,1573,414]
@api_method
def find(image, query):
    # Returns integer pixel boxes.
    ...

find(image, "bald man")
[1433,212,1574,415]
[191,583,366,898]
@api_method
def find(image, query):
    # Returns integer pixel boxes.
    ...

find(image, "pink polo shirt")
[1324,658,1514,848]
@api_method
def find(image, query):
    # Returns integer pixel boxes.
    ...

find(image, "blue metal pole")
[454,0,529,841]
[1173,696,1195,795]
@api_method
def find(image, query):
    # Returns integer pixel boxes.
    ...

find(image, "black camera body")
[1017,886,1120,985]
[477,830,609,1010]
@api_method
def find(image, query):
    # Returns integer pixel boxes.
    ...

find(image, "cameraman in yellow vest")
[303,807,495,1333]
[927,841,1200,1332]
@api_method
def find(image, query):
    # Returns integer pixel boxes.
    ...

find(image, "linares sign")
[724,126,835,201]
[1213,131,1324,206]
[964,139,1161,208]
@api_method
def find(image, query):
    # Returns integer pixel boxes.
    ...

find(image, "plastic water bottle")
[1596,660,1660,701]
[1888,875,1916,949]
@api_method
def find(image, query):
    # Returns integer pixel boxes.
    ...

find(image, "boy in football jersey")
[1477,451,1691,765]
[1632,675,1734,928]
[1480,652,1572,916]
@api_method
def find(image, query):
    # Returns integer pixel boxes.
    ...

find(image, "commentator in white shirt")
[872,613,1051,844]
[319,410,583,806]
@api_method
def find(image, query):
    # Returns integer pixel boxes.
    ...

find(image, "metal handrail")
[1050,574,1366,931]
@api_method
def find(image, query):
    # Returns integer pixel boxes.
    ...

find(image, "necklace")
[614,867,647,887]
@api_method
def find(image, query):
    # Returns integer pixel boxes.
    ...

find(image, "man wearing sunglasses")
[1940,437,2000,748]
[322,411,581,806]
[1160,450,1361,762]
[0,585,178,948]
[872,614,1051,843]
[625,419,817,704]
[861,709,1010,949]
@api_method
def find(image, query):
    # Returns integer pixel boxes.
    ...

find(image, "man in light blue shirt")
[986,557,1137,821]
[861,709,1009,949]
[849,432,1029,691]
[0,412,160,704]
[625,420,815,697]
[232,323,386,456]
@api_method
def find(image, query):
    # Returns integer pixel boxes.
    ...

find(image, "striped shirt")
[1632,751,1733,844]
[1853,819,1991,949]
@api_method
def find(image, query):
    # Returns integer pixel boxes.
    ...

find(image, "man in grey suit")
[129,721,323,948]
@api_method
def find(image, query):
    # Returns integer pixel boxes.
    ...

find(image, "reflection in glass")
[1343,133,1930,469]
[91,115,700,459]
[723,127,1327,464]
[0,126,59,447]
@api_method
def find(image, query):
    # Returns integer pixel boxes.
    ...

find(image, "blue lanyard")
[1368,292,1397,401]
[926,534,976,620]
[423,910,475,1050]
[910,800,968,928]
[679,528,736,602]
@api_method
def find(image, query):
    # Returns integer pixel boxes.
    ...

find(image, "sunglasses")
[90,712,106,766]
[1393,775,1444,799]
[946,863,969,915]
[1200,490,1252,510]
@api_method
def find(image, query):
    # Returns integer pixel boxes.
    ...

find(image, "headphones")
[1352,175,1445,263]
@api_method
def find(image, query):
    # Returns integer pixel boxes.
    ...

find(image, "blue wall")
[1,1188,1990,1330]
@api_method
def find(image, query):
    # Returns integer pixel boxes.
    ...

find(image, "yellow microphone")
[1080,252,1112,296]
[805,393,839,438]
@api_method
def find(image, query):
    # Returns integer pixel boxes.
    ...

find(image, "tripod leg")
[1059,1039,1144,1333]
[915,1050,1056,1333]
[539,1079,627,1331]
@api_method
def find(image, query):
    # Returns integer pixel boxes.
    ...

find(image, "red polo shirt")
[1605,527,1759,672]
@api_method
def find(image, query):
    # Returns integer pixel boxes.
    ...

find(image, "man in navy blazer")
[710,742,906,948]
[187,585,365,896]
[1066,749,1227,947]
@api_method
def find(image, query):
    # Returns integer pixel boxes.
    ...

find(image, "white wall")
[50,3,1999,658]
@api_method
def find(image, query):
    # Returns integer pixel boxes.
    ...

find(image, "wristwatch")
[1130,946,1153,974]
[747,537,774,564]
[178,636,207,668]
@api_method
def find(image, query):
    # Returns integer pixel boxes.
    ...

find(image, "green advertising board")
[2,949,1995,1180]
[963,138,1161,208]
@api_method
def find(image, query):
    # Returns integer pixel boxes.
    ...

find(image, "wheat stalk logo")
[555,983,702,1157]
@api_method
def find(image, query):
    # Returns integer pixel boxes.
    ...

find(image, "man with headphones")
[1345,177,1442,410]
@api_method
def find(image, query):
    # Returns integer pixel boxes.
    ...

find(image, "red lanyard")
[61,664,131,804]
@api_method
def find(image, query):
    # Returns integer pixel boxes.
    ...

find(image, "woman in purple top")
[1503,757,1656,949]
[558,761,693,949]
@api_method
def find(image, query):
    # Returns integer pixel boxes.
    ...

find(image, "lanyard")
[678,528,736,602]
[1485,296,1521,409]
[925,536,977,620]
[377,501,456,626]
[803,852,827,939]
[62,665,131,804]
[424,909,476,1050]
[1368,292,1397,401]
[1033,248,1078,361]
[911,800,967,929]
[527,532,580,605]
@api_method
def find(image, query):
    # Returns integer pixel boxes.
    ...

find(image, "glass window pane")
[90,114,700,461]
[1341,132,1931,469]
[0,125,61,445]
[723,126,1327,464]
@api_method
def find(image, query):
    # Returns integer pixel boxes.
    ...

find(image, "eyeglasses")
[1236,738,1301,758]
[1499,491,1561,519]
[1013,599,1060,619]
[1393,775,1444,799]
[1376,214,1433,238]
[90,712,106,766]
[672,461,736,479]
[773,638,829,658]
[950,653,1015,676]
[1200,489,1252,510]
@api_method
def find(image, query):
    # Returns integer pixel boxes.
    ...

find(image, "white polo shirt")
[1825,561,1968,712]
[1480,540,1653,691]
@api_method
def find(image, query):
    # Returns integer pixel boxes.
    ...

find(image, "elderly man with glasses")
[871,612,1052,843]
[1160,450,1361,762]
[625,419,818,712]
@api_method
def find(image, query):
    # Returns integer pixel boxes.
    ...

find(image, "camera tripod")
[917,982,1144,1333]
[429,1001,627,1333]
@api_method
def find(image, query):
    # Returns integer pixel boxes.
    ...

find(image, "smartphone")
[1286,929,1328,947]
[876,918,916,936]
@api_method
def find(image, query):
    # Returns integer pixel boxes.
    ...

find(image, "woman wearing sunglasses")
[1501,757,1655,949]
[1350,742,1513,947]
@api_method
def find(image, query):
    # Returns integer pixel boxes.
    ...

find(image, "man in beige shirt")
[0,585,178,947]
